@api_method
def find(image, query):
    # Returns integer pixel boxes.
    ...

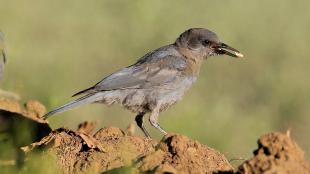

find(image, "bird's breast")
[145,75,197,112]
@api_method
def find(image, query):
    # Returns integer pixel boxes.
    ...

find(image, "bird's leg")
[135,112,151,138]
[149,110,167,135]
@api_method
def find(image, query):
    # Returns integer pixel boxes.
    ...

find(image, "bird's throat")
[176,47,203,76]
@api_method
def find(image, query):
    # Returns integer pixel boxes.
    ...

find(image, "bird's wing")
[72,53,187,96]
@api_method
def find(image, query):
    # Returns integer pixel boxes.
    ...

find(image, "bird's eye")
[203,40,210,46]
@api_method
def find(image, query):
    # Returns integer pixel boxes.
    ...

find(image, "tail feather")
[72,86,94,97]
[43,93,103,119]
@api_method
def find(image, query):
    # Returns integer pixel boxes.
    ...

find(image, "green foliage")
[20,151,60,174]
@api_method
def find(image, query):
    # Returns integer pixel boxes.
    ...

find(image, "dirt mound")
[136,134,233,173]
[0,98,51,166]
[23,124,310,174]
[237,132,310,174]
[23,122,233,174]
[0,98,48,123]
[0,98,309,173]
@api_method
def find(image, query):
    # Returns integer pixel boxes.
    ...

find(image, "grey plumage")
[43,93,105,118]
[73,46,187,95]
[44,28,243,138]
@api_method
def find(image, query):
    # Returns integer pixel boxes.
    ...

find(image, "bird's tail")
[43,93,103,119]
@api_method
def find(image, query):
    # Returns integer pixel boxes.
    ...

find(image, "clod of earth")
[0,98,51,166]
[237,131,310,174]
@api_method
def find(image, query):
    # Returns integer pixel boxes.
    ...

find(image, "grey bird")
[43,28,243,138]
[0,31,7,81]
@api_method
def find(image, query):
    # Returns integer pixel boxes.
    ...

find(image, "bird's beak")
[214,42,244,58]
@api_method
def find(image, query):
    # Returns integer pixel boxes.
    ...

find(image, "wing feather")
[73,46,187,96]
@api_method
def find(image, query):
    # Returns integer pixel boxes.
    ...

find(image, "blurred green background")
[1,0,309,172]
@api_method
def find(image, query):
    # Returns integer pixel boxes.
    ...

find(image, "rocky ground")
[0,98,309,174]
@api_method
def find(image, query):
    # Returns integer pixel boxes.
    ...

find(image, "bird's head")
[175,28,243,60]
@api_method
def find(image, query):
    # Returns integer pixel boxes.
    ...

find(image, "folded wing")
[72,53,187,97]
